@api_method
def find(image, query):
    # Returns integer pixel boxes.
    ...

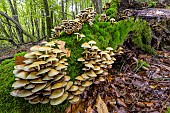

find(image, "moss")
[106,8,117,18]
[166,107,170,113]
[0,53,69,113]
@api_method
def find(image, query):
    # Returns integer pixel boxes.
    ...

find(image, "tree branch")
[0,11,37,41]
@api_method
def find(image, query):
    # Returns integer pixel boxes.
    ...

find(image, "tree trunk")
[72,0,74,19]
[75,2,78,15]
[41,10,46,37]
[61,0,66,20]
[8,0,24,43]
[91,0,102,14]
[65,0,68,19]
[43,0,52,40]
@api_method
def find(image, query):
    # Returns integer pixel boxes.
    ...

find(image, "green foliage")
[137,60,150,68]
[148,1,156,8]
[106,8,117,18]
[166,107,170,113]
[0,53,69,113]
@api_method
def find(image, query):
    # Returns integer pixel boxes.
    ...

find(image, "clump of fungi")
[98,14,110,22]
[52,7,96,37]
[71,40,122,98]
[11,40,75,105]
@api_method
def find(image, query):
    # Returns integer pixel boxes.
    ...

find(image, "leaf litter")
[65,48,170,113]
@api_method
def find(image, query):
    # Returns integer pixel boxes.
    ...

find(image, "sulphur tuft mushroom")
[11,39,72,105]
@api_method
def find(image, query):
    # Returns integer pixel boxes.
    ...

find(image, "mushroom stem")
[37,65,40,71]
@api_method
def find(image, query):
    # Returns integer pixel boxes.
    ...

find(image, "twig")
[160,95,170,113]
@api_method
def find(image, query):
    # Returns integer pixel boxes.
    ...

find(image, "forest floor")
[64,48,170,113]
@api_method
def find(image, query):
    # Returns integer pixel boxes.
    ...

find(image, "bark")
[0,11,37,41]
[91,0,102,14]
[43,0,52,40]
[65,0,68,19]
[41,10,45,37]
[72,0,75,19]
[61,0,66,19]
[34,19,40,39]
[75,2,78,15]
[50,11,54,28]
[8,0,24,42]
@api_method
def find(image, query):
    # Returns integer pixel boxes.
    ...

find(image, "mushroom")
[50,92,68,105]
[54,26,63,37]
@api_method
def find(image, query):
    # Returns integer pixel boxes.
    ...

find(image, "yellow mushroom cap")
[39,46,53,52]
[23,59,37,64]
[26,72,39,79]
[24,53,36,59]
[88,40,96,45]
[39,54,51,59]
[51,82,67,89]
[68,85,79,91]
[30,78,46,83]
[82,81,93,87]
[85,63,94,68]
[65,81,73,90]
[79,86,86,92]
[45,41,55,47]
[12,80,29,88]
[52,49,63,54]
[67,94,74,100]
[49,88,64,99]
[75,76,84,81]
[86,70,97,77]
[14,64,25,70]
[77,57,85,62]
[50,92,68,105]
[11,89,33,97]
[106,47,113,51]
[36,67,51,75]
[96,69,104,74]
[30,45,41,51]
[55,64,67,70]
[53,74,65,81]
[48,69,59,77]
[32,83,47,93]
[73,90,83,95]
[69,96,80,103]
[15,71,28,79]
[81,42,91,49]
[24,84,36,89]
[93,66,100,70]
[64,76,71,81]
[81,73,90,79]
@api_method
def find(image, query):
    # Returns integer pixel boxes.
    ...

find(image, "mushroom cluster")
[71,41,118,97]
[10,40,74,105]
[52,7,96,37]
[98,14,110,22]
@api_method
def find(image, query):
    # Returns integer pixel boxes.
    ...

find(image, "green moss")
[106,8,117,18]
[166,107,170,113]
[0,53,69,113]
[14,52,27,60]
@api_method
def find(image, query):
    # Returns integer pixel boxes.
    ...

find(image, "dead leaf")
[15,56,27,65]
[117,98,127,107]
[86,106,94,113]
[95,94,109,113]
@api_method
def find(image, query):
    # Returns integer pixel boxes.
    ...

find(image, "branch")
[0,11,37,41]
